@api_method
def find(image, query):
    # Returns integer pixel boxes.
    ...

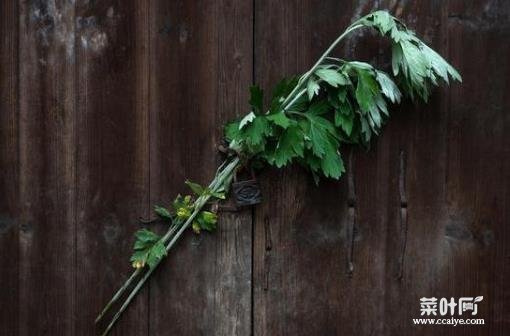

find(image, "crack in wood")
[346,151,356,277]
[397,150,408,280]
[263,216,272,291]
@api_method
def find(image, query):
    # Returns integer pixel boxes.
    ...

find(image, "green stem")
[95,268,142,323]
[95,223,180,324]
[100,156,240,336]
[280,22,364,109]
[99,18,366,333]
[95,159,234,324]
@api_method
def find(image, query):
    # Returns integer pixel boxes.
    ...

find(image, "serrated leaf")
[210,191,226,199]
[337,89,347,102]
[307,79,321,100]
[376,70,402,103]
[320,149,345,179]
[197,211,218,232]
[347,61,374,71]
[185,180,205,196]
[392,43,404,76]
[273,126,305,167]
[304,114,338,158]
[334,111,354,136]
[131,229,165,269]
[421,43,462,83]
[224,121,241,141]
[239,112,256,129]
[134,229,160,247]
[355,69,379,113]
[146,241,167,269]
[249,85,263,114]
[154,205,172,220]
[315,69,349,87]
[241,116,271,147]
[307,100,330,115]
[267,112,292,129]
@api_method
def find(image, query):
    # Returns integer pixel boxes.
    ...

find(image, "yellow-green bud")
[176,207,191,220]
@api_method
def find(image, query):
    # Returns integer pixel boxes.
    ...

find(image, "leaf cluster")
[225,10,461,182]
[130,229,167,269]
[130,180,223,268]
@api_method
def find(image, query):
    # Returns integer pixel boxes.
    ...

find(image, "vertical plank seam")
[397,150,408,280]
[263,216,272,291]
[346,150,357,277]
[73,0,79,332]
[146,0,151,333]
[250,0,256,335]
[15,0,21,334]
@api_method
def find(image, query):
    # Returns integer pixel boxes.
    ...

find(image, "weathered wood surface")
[147,0,253,334]
[0,0,509,335]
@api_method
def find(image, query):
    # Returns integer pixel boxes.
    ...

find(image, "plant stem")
[95,269,141,324]
[98,18,366,334]
[282,88,307,112]
[95,159,236,324]
[95,223,180,324]
[281,22,365,109]
[100,156,240,336]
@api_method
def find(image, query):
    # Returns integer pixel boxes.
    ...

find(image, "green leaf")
[355,69,379,113]
[154,205,172,220]
[130,229,166,268]
[224,121,241,141]
[320,149,345,179]
[241,116,271,147]
[369,10,395,34]
[196,211,218,232]
[267,112,293,129]
[270,77,299,112]
[376,70,402,103]
[249,86,263,114]
[401,40,428,86]
[347,61,374,71]
[133,229,160,249]
[307,79,321,100]
[131,229,166,269]
[239,111,256,129]
[273,126,305,167]
[307,100,330,115]
[185,180,205,196]
[421,43,462,83]
[304,114,338,158]
[146,241,167,269]
[315,68,349,87]
[210,191,226,199]
[334,111,354,136]
[222,10,461,183]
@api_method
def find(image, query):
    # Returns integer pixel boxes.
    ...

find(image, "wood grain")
[18,0,76,334]
[74,1,150,335]
[253,0,510,335]
[147,0,253,334]
[0,0,19,334]
[1,0,509,335]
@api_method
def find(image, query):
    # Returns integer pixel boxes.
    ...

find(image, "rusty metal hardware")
[232,169,262,206]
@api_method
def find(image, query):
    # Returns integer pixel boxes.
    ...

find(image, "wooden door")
[0,0,508,335]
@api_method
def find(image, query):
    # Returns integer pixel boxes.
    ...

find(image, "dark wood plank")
[379,1,454,335]
[442,0,510,333]
[0,0,19,334]
[148,0,253,334]
[74,1,150,335]
[17,0,76,334]
[253,1,361,335]
[381,1,510,334]
[253,1,508,335]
